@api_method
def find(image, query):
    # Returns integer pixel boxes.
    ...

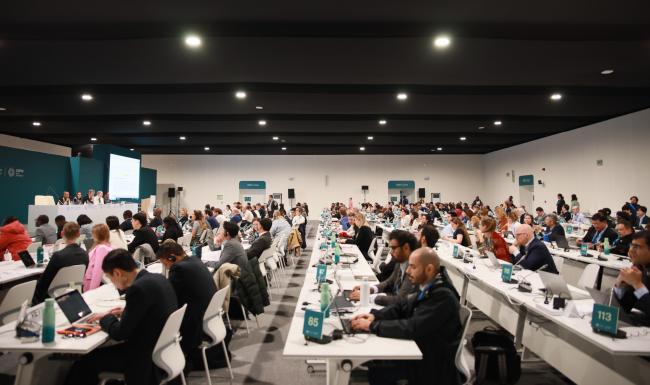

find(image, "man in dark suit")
[266,195,278,218]
[81,189,95,204]
[206,221,248,271]
[120,210,133,231]
[577,212,618,250]
[247,218,272,260]
[127,212,159,254]
[543,214,566,243]
[349,230,417,306]
[609,220,635,256]
[511,224,558,273]
[636,206,649,230]
[156,240,218,370]
[32,222,89,304]
[614,231,650,326]
[352,247,462,385]
[64,249,178,385]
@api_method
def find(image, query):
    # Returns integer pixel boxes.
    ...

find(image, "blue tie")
[592,230,601,244]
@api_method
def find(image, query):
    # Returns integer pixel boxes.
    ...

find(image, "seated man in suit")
[127,212,159,254]
[64,249,178,385]
[351,247,463,385]
[34,214,57,245]
[246,218,272,260]
[614,231,650,325]
[608,220,635,256]
[57,191,72,205]
[206,221,248,271]
[510,224,558,273]
[349,230,418,306]
[82,189,95,204]
[636,206,649,230]
[576,212,618,250]
[542,214,565,243]
[32,222,89,304]
[120,210,133,231]
[156,240,221,371]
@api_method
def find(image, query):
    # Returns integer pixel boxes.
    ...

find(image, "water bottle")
[320,283,331,318]
[603,238,610,255]
[360,277,370,307]
[42,298,55,343]
[334,243,340,264]
[36,246,44,265]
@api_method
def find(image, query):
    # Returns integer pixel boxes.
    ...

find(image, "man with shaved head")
[511,224,558,273]
[351,247,463,385]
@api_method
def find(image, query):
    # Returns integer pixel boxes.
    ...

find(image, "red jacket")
[490,231,511,263]
[0,221,32,261]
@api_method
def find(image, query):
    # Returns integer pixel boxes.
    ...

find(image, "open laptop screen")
[55,290,92,324]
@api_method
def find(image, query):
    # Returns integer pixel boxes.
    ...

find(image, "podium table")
[27,203,138,233]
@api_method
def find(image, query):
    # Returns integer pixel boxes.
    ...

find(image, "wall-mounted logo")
[0,167,25,178]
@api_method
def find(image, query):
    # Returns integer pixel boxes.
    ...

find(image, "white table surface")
[0,261,46,286]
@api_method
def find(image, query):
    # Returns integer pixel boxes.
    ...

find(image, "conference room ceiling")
[1,1,649,155]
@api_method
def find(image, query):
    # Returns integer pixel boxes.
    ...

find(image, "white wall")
[0,134,71,157]
[483,108,650,214]
[141,154,485,215]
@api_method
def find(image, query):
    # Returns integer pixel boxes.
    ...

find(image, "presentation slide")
[108,154,141,199]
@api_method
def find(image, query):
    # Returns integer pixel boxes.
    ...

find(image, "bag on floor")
[471,327,521,384]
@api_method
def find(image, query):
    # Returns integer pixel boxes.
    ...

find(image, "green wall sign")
[518,175,534,186]
[239,181,266,190]
[387,180,415,189]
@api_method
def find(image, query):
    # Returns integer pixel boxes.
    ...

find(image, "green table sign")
[580,244,588,256]
[591,303,619,335]
[303,309,324,340]
[316,264,327,283]
[566,225,573,234]
[501,263,513,282]
[452,245,459,258]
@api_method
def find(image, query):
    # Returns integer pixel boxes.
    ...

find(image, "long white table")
[0,261,45,289]
[283,224,422,385]
[435,240,650,385]
[27,203,138,233]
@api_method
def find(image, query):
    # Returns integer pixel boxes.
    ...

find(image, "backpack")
[471,327,521,384]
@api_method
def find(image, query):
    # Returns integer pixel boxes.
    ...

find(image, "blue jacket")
[513,238,558,273]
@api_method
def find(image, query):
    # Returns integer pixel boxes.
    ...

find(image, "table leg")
[595,266,604,290]
[326,358,367,385]
[514,306,527,350]
[459,274,470,306]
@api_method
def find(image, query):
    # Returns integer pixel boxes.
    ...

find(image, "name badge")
[303,309,324,340]
[501,263,513,282]
[316,264,327,283]
[591,303,619,335]
[580,244,588,256]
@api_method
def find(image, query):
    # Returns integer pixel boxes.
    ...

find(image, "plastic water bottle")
[320,283,331,318]
[603,238,610,255]
[334,244,340,264]
[42,298,55,343]
[360,277,370,307]
[36,246,44,265]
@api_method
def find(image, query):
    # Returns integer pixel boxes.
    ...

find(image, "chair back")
[198,228,210,245]
[27,242,42,253]
[456,305,473,384]
[47,264,86,298]
[259,247,274,263]
[133,243,156,265]
[124,229,134,236]
[34,195,55,205]
[0,280,37,325]
[178,233,192,247]
[577,263,600,290]
[153,304,187,383]
[202,286,229,348]
[552,256,565,274]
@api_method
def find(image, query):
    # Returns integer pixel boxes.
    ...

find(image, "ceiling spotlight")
[90,137,97,142]
[359,147,366,151]
[494,120,502,126]
[179,136,186,140]
[256,106,263,110]
[550,93,562,101]
[32,121,41,126]
[601,69,614,75]
[378,119,387,125]
[396,93,408,101]
[258,120,267,126]
[184,34,202,48]
[430,148,436,152]
[204,146,210,151]
[235,91,247,99]
[130,148,135,151]
[272,136,279,140]
[142,120,151,126]
[433,35,451,49]
[0,107,6,111]
[281,147,287,151]
[460,136,467,141]
[367,136,374,140]
[478,126,485,130]
[437,147,443,151]
[81,93,93,101]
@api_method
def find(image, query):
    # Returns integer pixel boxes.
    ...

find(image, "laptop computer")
[333,274,355,307]
[332,289,370,335]
[485,251,502,269]
[586,287,634,326]
[538,271,590,300]
[55,290,96,324]
[553,235,570,250]
[17,250,36,268]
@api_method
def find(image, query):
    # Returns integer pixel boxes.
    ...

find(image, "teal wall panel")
[70,156,105,194]
[140,168,157,200]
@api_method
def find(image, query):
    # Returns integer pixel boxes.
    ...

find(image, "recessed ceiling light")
[272,136,279,140]
[460,136,467,141]
[235,91,247,99]
[142,120,151,126]
[32,121,41,126]
[378,119,387,125]
[258,120,267,126]
[0,107,6,111]
[430,148,436,152]
[256,106,263,110]
[90,137,97,142]
[396,93,408,101]
[433,35,451,49]
[81,93,93,101]
[179,136,186,140]
[367,136,374,140]
[204,146,210,151]
[550,93,562,101]
[130,148,134,151]
[184,34,202,48]
[359,146,366,151]
[601,69,614,75]
[437,147,443,151]
[494,120,502,126]
[478,126,485,130]
[281,147,287,151]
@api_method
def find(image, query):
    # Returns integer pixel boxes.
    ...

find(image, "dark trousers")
[367,360,411,385]
[64,344,127,385]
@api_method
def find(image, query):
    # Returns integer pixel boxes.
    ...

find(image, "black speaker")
[177,186,183,191]
[288,188,295,199]
[418,188,425,198]
[361,185,369,191]
[168,187,176,198]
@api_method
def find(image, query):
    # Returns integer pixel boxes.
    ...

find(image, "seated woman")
[190,210,209,245]
[339,207,350,230]
[506,211,520,235]
[83,224,114,292]
[270,210,292,239]
[419,224,440,248]
[162,216,183,242]
[475,217,511,262]
[106,216,128,250]
[342,212,374,261]
[0,217,32,261]
[444,218,471,247]
[77,214,94,240]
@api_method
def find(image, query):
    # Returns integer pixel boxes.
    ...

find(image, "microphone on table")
[517,264,547,293]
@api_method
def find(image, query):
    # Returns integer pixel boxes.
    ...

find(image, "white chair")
[99,304,188,385]
[47,264,86,298]
[133,243,156,266]
[577,263,600,290]
[27,242,42,253]
[456,305,473,384]
[124,229,134,236]
[552,256,565,274]
[34,195,55,205]
[198,229,210,245]
[178,233,192,247]
[258,261,272,301]
[200,287,234,385]
[0,281,37,325]
[367,237,378,262]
